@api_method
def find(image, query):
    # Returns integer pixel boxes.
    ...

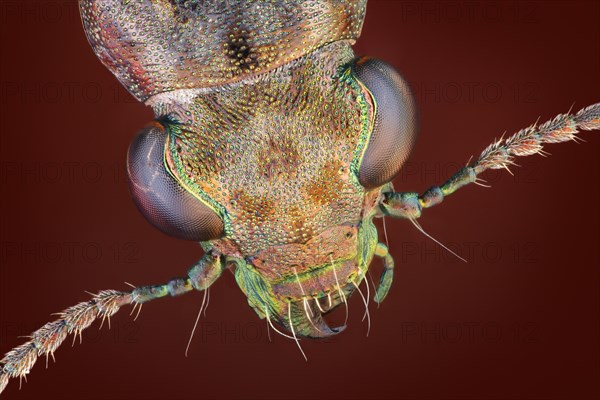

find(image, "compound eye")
[354,57,418,189]
[127,125,224,241]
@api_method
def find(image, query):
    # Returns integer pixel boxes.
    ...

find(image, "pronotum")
[1,1,600,398]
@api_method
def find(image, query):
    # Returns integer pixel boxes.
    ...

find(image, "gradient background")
[1,1,598,399]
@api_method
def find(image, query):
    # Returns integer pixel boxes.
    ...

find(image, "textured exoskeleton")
[0,0,598,393]
[80,0,417,339]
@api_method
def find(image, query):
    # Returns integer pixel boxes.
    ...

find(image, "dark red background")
[1,1,598,399]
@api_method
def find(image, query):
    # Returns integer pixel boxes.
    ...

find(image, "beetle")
[1,0,600,400]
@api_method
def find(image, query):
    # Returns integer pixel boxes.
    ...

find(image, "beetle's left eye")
[127,124,224,241]
[353,57,418,189]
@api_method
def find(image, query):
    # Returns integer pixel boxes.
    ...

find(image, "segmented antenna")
[0,290,134,394]
[0,252,216,394]
[474,103,600,174]
[378,103,599,220]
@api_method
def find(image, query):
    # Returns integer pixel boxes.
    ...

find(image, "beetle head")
[231,215,379,338]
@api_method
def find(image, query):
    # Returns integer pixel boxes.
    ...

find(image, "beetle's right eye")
[127,125,224,241]
[354,57,418,189]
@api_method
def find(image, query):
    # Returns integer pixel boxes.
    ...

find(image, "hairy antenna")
[0,290,134,393]
[381,103,600,219]
[0,258,221,396]
[474,103,600,173]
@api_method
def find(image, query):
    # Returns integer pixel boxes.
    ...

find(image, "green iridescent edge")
[164,123,232,235]
[340,64,374,194]
[341,64,378,282]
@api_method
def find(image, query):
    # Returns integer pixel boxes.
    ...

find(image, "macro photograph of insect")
[0,0,598,399]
